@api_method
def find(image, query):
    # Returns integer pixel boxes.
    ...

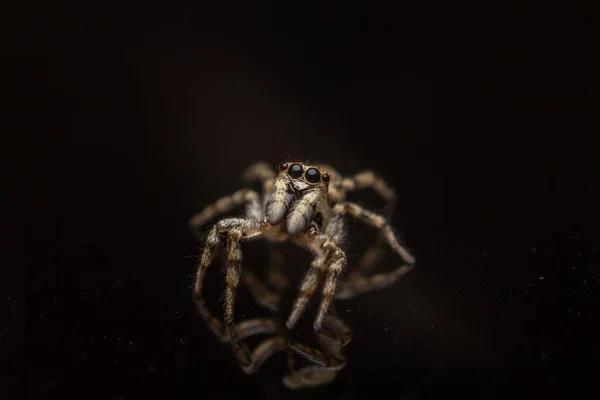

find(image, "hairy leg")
[286,227,348,332]
[286,229,334,330]
[240,161,275,184]
[331,202,415,300]
[192,217,270,366]
[337,170,396,203]
[189,189,260,241]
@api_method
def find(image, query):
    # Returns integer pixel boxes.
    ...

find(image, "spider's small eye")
[321,173,330,183]
[305,168,321,183]
[288,164,304,178]
[279,162,289,171]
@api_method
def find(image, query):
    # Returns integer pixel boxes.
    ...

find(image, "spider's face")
[277,162,331,192]
[265,161,331,234]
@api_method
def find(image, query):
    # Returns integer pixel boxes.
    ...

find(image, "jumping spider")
[202,264,353,388]
[190,161,415,387]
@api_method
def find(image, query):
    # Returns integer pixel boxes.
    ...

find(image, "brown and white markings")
[190,160,415,388]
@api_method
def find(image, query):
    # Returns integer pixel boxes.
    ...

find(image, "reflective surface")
[13,8,595,400]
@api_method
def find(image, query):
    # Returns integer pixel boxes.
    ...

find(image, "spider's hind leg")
[240,161,276,184]
[332,202,415,300]
[338,170,396,205]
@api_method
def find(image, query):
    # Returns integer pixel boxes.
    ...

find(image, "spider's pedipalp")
[265,176,294,224]
[286,189,321,235]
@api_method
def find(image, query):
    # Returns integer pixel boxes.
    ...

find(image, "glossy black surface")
[11,6,595,400]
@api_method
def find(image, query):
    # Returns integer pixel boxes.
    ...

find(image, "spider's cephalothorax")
[189,160,415,389]
[265,162,333,235]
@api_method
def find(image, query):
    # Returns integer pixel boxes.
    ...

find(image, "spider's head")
[266,161,331,233]
[277,161,331,191]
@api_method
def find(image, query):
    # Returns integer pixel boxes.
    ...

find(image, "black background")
[8,4,596,400]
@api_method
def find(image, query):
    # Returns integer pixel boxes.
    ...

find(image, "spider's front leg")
[286,228,347,332]
[192,217,270,366]
[283,313,351,389]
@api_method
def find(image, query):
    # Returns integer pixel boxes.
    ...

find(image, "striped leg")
[332,202,415,300]
[189,189,260,241]
[240,161,275,183]
[192,217,270,366]
[286,227,348,332]
[336,170,396,203]
[341,170,397,274]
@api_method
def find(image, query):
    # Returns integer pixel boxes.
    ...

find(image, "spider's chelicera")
[190,160,415,388]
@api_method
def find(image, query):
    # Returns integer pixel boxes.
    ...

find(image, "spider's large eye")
[279,162,289,171]
[288,164,304,178]
[305,168,321,183]
[321,173,330,183]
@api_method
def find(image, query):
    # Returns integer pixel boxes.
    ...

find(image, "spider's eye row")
[279,162,289,171]
[305,168,321,183]
[321,173,330,183]
[288,163,304,178]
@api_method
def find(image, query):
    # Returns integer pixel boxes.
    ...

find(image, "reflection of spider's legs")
[332,202,415,300]
[189,189,260,240]
[192,218,270,366]
[344,227,394,294]
[242,270,280,312]
[283,315,350,389]
[224,318,287,374]
[315,313,352,347]
[236,274,288,374]
[355,232,388,276]
[266,245,289,291]
[240,336,287,374]
[283,365,339,389]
